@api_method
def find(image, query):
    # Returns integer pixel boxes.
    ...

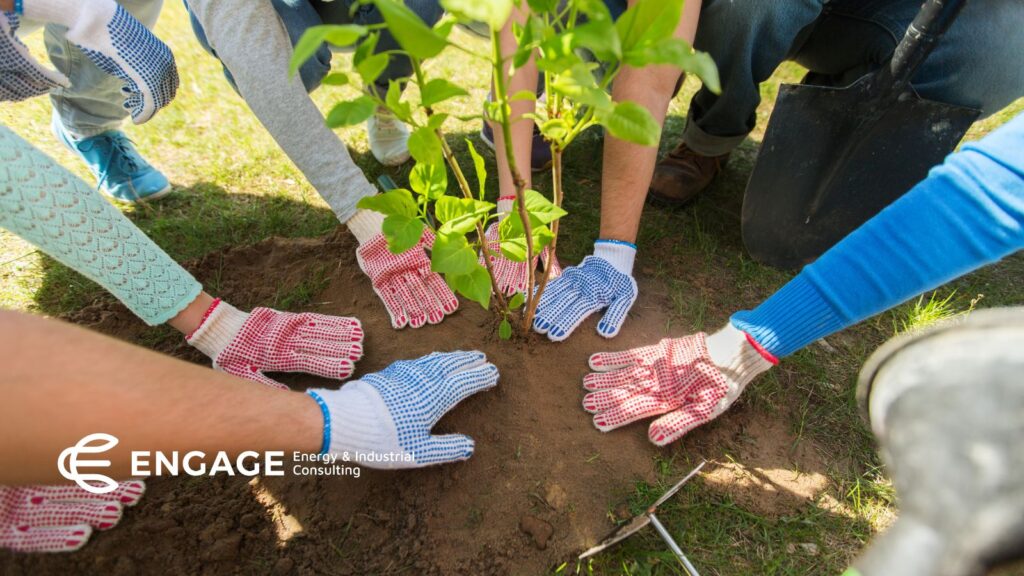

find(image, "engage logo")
[58,432,119,495]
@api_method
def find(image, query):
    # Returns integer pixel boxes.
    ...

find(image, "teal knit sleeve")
[0,126,202,325]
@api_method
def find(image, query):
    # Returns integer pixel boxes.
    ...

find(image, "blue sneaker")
[52,116,172,203]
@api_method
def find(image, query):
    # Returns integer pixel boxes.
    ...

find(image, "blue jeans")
[185,0,442,95]
[682,0,1024,156]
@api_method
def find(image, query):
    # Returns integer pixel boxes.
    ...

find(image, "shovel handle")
[888,0,967,87]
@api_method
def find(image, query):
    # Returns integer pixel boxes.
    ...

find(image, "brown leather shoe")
[648,142,729,205]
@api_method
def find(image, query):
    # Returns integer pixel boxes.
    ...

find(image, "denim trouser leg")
[185,0,442,96]
[682,0,1024,157]
[313,0,443,95]
[45,0,165,138]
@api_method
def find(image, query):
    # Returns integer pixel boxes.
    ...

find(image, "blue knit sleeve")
[732,113,1024,358]
[0,126,202,325]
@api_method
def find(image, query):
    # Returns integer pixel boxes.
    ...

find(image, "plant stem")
[410,57,509,316]
[438,136,509,315]
[526,146,563,327]
[490,28,535,333]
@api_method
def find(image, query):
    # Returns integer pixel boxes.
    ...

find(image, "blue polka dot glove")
[23,0,178,124]
[307,351,499,469]
[533,240,638,342]
[0,11,70,102]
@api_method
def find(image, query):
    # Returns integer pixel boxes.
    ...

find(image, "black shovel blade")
[741,77,979,269]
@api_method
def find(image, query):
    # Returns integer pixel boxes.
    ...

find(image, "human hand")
[583,324,776,445]
[0,481,144,552]
[187,300,364,390]
[308,350,499,469]
[349,209,459,329]
[532,240,637,341]
[0,12,69,102]
[22,0,178,123]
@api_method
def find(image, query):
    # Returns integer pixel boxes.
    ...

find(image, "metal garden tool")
[741,0,979,269]
[579,461,706,575]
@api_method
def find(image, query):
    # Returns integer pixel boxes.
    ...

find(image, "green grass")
[1,4,1022,575]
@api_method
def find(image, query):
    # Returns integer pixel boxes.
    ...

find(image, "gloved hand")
[0,11,70,102]
[480,196,562,296]
[187,299,364,390]
[533,240,638,341]
[583,323,776,445]
[22,0,178,123]
[348,209,459,329]
[308,350,499,469]
[0,480,144,552]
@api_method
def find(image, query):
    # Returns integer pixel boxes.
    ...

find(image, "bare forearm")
[494,6,538,196]
[599,0,702,242]
[0,311,323,485]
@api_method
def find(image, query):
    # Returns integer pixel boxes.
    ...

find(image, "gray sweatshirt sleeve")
[184,0,377,223]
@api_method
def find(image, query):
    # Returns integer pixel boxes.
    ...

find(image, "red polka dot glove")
[0,481,144,553]
[187,300,364,390]
[583,324,777,446]
[348,209,459,329]
[480,197,562,296]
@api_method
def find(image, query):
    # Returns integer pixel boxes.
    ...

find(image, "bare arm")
[493,5,538,197]
[0,311,323,485]
[600,0,702,242]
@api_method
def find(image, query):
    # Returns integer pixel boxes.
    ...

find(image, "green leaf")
[510,90,538,102]
[356,188,419,218]
[446,264,491,309]
[408,126,444,165]
[498,212,554,262]
[599,100,661,147]
[439,0,513,31]
[326,95,377,128]
[465,138,487,200]
[385,80,413,122]
[549,63,613,112]
[508,292,525,310]
[526,0,558,12]
[522,189,567,224]
[499,318,512,340]
[435,196,494,235]
[433,13,458,39]
[353,32,379,67]
[536,32,580,75]
[382,215,425,253]
[322,72,349,86]
[373,0,448,59]
[622,39,720,93]
[431,232,479,275]
[426,112,449,131]
[289,25,367,76]
[409,162,448,199]
[571,4,620,61]
[539,119,569,143]
[615,0,685,52]
[420,78,469,108]
[357,52,390,85]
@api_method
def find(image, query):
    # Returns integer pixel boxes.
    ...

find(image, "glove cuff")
[496,196,516,222]
[186,300,249,365]
[307,382,408,467]
[346,208,385,245]
[22,0,90,28]
[593,240,636,276]
[706,323,777,389]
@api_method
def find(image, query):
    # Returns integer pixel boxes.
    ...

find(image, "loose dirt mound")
[2,230,833,575]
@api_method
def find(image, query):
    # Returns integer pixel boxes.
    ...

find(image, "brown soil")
[1,230,832,576]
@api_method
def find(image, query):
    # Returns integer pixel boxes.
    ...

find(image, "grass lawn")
[2,4,1022,575]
